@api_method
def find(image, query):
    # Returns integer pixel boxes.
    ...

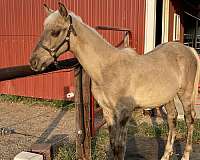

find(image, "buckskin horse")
[30,3,200,160]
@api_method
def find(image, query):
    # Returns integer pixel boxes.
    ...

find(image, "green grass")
[54,120,200,159]
[1,94,200,158]
[91,129,109,160]
[54,129,109,160]
[54,143,76,160]
[128,119,200,143]
[0,94,74,109]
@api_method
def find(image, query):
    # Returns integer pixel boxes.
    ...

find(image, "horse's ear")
[43,4,53,15]
[58,2,68,17]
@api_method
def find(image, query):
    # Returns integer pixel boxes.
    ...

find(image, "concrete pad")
[14,151,43,160]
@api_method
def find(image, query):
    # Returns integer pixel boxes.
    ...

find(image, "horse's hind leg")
[161,100,178,160]
[178,89,196,160]
[107,108,132,160]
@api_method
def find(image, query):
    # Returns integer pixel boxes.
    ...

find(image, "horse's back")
[97,42,198,108]
[152,42,195,59]
[120,42,197,107]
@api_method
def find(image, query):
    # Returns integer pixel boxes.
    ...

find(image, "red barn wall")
[0,0,146,100]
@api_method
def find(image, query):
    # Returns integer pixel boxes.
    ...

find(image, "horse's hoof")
[161,151,173,160]
[160,156,170,160]
[181,155,189,160]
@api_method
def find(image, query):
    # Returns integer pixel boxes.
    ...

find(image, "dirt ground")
[0,102,75,160]
[0,102,200,160]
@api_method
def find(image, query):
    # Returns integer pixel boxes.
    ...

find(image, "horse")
[30,3,200,160]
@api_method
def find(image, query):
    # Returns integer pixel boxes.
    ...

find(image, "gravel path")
[0,102,75,160]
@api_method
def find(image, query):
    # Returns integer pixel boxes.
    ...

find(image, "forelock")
[43,10,83,28]
[44,11,62,26]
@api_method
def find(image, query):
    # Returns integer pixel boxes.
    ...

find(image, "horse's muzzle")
[30,55,54,72]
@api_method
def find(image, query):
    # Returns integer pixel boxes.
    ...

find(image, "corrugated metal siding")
[0,0,145,100]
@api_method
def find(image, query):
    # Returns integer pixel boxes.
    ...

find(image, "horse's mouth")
[30,57,54,72]
[41,59,55,71]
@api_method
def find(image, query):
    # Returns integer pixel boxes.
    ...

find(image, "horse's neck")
[70,20,117,83]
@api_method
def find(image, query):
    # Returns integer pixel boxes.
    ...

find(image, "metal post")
[194,20,198,49]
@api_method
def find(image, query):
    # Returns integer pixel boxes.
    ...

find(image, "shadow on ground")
[35,109,68,143]
[124,111,200,160]
[125,136,200,160]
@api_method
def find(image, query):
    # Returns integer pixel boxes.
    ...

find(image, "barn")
[0,0,199,100]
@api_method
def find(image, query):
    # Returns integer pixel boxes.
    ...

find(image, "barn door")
[155,0,163,46]
[144,0,169,53]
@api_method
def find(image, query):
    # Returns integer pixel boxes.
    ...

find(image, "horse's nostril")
[33,60,37,66]
[30,58,38,69]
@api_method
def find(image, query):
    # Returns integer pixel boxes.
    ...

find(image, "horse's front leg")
[108,123,127,160]
[106,108,132,160]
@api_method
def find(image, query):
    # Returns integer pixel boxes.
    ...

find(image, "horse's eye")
[51,30,61,37]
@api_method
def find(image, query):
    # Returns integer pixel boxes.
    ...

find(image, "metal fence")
[184,34,200,54]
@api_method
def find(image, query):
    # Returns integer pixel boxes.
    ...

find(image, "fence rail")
[184,34,200,54]
[0,58,78,82]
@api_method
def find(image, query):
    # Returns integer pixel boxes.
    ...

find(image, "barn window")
[173,13,181,41]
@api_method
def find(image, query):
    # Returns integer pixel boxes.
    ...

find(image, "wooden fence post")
[75,66,91,160]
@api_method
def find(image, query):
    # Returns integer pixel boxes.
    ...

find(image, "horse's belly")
[133,84,178,108]
[135,94,174,108]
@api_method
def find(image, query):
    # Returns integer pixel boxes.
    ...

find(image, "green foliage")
[128,121,168,138]
[193,120,200,142]
[4,94,199,158]
[91,129,109,160]
[128,119,200,143]
[54,119,200,159]
[54,128,109,160]
[0,94,74,109]
[54,143,76,160]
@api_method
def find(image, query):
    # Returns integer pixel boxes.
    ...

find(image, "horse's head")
[30,3,77,71]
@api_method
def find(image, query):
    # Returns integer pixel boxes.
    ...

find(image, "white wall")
[162,0,170,43]
[144,0,157,53]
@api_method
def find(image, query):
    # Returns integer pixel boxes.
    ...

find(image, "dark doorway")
[155,0,163,46]
[183,12,200,53]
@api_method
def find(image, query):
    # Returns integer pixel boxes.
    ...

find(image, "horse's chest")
[91,83,114,107]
